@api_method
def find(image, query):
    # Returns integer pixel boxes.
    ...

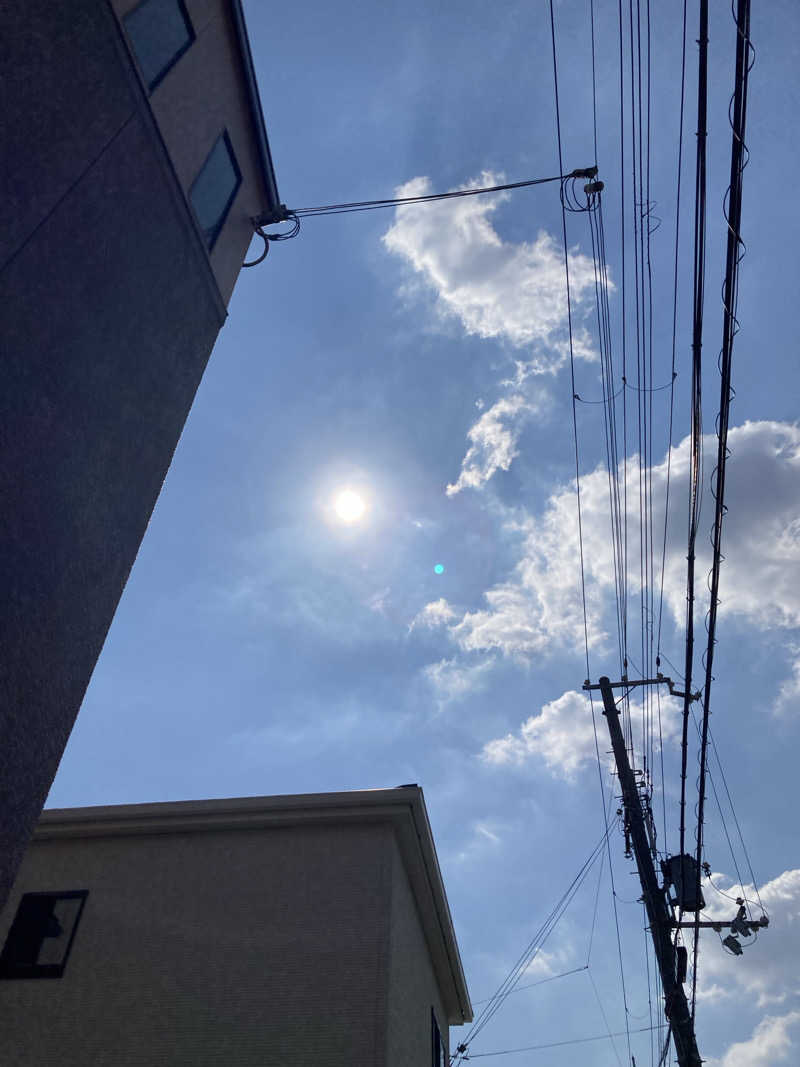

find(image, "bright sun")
[334,490,366,523]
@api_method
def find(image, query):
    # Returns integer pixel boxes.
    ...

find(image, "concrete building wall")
[386,832,450,1065]
[0,0,273,910]
[0,822,396,1066]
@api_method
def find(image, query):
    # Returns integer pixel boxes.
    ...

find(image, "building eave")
[229,0,283,219]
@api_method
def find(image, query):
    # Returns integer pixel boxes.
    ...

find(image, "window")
[123,0,194,91]
[189,132,242,249]
[0,891,88,979]
[431,1008,445,1067]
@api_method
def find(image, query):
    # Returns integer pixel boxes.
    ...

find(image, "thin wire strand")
[680,0,709,876]
[550,6,633,1064]
[470,966,588,1007]
[289,173,572,217]
[707,725,764,912]
[465,1023,666,1059]
[450,830,611,1063]
[692,0,752,1020]
[656,0,689,659]
[588,967,626,1067]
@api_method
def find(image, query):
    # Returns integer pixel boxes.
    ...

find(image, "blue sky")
[49,1,800,1063]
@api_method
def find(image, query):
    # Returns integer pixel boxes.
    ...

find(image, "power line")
[692,0,753,1020]
[549,6,635,1065]
[679,0,709,877]
[245,169,596,265]
[588,966,626,1067]
[288,172,574,216]
[590,0,599,167]
[656,0,689,663]
[706,723,764,914]
[256,170,589,226]
[463,1022,666,1059]
[470,966,588,1007]
[617,0,631,728]
[450,830,611,1064]
[586,836,606,965]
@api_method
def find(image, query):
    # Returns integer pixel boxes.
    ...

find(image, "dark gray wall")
[0,822,394,1065]
[0,0,228,910]
[386,833,450,1064]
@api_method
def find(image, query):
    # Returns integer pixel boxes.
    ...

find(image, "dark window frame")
[123,0,195,92]
[431,1008,445,1067]
[0,890,89,980]
[189,131,243,250]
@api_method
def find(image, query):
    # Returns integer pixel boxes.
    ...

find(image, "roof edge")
[405,788,474,1025]
[229,0,281,213]
[38,789,419,833]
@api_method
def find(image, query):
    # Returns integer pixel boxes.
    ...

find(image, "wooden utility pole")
[592,676,702,1067]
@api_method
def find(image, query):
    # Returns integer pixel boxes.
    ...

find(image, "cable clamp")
[243,212,301,267]
[252,203,291,227]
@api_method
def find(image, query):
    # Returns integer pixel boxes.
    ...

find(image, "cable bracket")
[582,674,701,701]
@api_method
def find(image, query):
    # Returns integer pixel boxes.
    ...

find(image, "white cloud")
[481,690,603,780]
[383,174,599,363]
[384,175,603,494]
[482,688,680,780]
[670,421,800,632]
[441,421,800,660]
[774,654,800,715]
[449,491,604,656]
[423,656,494,709]
[519,946,574,981]
[446,394,534,495]
[451,818,507,866]
[707,1012,800,1067]
[474,821,501,844]
[409,597,457,631]
[366,586,391,615]
[699,869,800,1010]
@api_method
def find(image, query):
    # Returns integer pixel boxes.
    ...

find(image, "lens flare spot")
[434,563,445,575]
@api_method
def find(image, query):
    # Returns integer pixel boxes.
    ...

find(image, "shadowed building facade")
[0,787,472,1066]
[0,0,282,908]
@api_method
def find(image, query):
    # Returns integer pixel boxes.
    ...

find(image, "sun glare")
[334,490,366,523]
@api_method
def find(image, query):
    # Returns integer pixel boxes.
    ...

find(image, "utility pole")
[589,676,702,1067]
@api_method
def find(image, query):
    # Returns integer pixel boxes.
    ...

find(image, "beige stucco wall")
[0,817,451,1066]
[111,0,273,305]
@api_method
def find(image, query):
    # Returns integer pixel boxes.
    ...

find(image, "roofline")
[404,787,474,1025]
[229,0,282,217]
[37,787,472,1025]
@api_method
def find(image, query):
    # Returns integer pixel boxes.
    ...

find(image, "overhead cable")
[587,966,626,1067]
[469,966,588,1007]
[450,828,611,1065]
[656,0,689,665]
[286,171,582,217]
[692,0,753,1021]
[255,170,591,225]
[552,3,639,1063]
[463,1022,666,1059]
[245,168,596,266]
[679,0,709,876]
